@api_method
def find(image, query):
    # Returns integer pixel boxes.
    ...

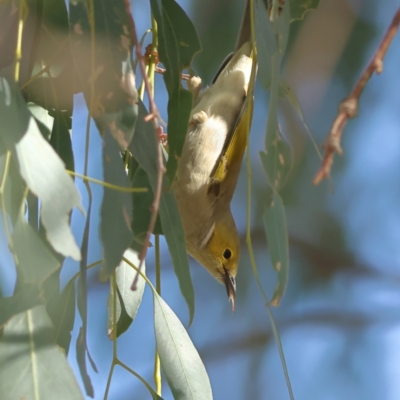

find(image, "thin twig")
[123,0,165,288]
[155,66,191,81]
[313,7,400,185]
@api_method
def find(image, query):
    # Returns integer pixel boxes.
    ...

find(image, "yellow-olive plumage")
[173,0,256,309]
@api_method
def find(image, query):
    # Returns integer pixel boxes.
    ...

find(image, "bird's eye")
[223,248,232,260]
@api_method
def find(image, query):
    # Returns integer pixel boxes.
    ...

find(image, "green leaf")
[131,166,163,242]
[46,277,76,354]
[12,217,61,284]
[150,0,201,182]
[289,0,320,22]
[23,0,74,113]
[0,306,84,400]
[263,193,289,306]
[0,77,30,148]
[165,88,193,184]
[0,284,43,326]
[107,249,146,339]
[129,100,194,326]
[279,78,321,154]
[50,111,75,172]
[69,0,138,148]
[270,0,291,55]
[259,133,292,191]
[100,127,133,278]
[254,0,277,90]
[14,115,83,260]
[153,294,212,400]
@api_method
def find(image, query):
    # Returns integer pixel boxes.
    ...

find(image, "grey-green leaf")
[289,0,320,22]
[107,249,146,339]
[129,100,194,325]
[100,127,133,278]
[14,116,83,260]
[263,193,289,306]
[0,306,84,400]
[254,0,277,90]
[154,294,212,400]
[12,217,60,284]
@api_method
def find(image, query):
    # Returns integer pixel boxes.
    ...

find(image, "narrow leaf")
[107,248,146,339]
[150,0,201,181]
[46,277,76,354]
[0,306,84,400]
[50,111,75,172]
[154,294,212,400]
[100,127,133,278]
[69,0,138,148]
[131,166,163,243]
[129,100,194,325]
[263,193,289,306]
[289,0,320,22]
[254,0,277,90]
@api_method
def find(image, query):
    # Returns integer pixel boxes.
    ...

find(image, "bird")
[173,0,256,310]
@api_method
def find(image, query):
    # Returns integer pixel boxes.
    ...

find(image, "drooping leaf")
[150,0,201,182]
[12,217,61,284]
[0,284,43,326]
[289,0,320,22]
[0,77,30,150]
[0,306,84,400]
[263,193,289,306]
[270,0,291,55]
[131,166,163,243]
[153,294,212,400]
[50,111,75,172]
[23,0,74,112]
[46,277,76,354]
[76,327,94,398]
[259,133,292,191]
[69,0,138,148]
[130,100,194,325]
[15,116,83,260]
[100,127,133,278]
[254,0,277,90]
[107,248,146,339]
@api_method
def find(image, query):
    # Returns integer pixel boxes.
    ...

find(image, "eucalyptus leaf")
[131,166,163,242]
[69,0,137,148]
[100,127,133,278]
[0,306,84,400]
[0,284,43,326]
[263,193,289,306]
[289,0,320,22]
[46,277,76,354]
[154,294,212,400]
[107,248,146,339]
[50,111,75,172]
[270,0,290,55]
[150,0,201,182]
[129,100,194,326]
[254,0,277,90]
[15,116,83,260]
[12,217,61,284]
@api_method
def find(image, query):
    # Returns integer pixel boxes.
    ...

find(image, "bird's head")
[191,211,239,310]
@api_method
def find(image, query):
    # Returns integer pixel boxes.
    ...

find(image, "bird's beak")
[223,267,236,312]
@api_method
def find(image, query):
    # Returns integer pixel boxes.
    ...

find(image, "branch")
[313,7,400,185]
[123,1,165,288]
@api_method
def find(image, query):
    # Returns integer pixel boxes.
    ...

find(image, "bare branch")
[313,7,400,185]
[123,0,165,288]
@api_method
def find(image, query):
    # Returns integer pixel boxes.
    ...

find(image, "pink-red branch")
[124,0,165,289]
[313,7,400,185]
